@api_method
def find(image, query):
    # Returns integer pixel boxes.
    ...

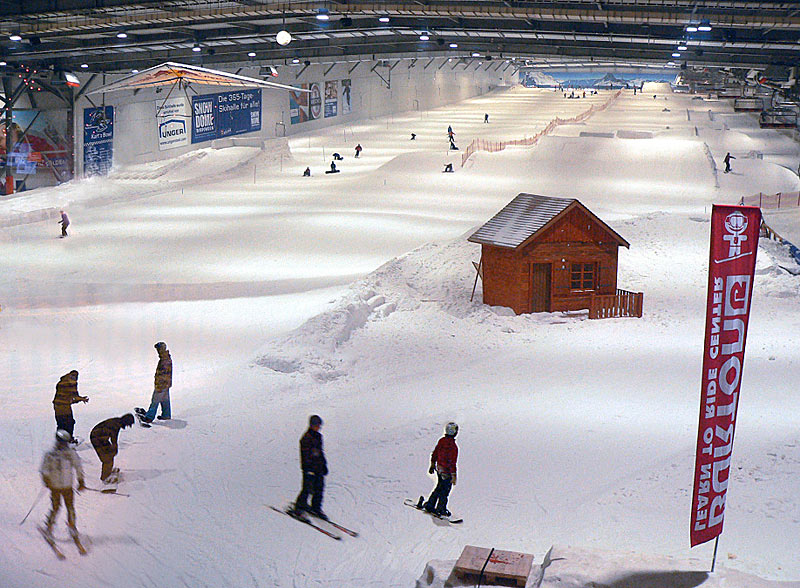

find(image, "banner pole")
[710,536,719,573]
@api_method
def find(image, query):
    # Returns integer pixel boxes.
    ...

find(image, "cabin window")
[570,262,596,291]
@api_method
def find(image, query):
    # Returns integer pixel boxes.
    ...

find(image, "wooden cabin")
[468,194,642,318]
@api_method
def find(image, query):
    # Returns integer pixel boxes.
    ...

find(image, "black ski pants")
[425,473,453,514]
[91,440,117,481]
[55,414,75,438]
[295,470,325,512]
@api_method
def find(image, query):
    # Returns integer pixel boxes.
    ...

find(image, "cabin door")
[531,263,551,312]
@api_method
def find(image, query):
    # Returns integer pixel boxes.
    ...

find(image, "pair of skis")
[403,498,463,524]
[38,526,87,559]
[268,506,358,540]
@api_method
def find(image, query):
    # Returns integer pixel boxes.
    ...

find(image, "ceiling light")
[192,44,202,52]
[698,20,712,32]
[0,61,6,66]
[686,25,698,33]
[667,61,676,66]
[678,45,687,51]
[131,69,139,73]
[80,63,89,68]
[9,34,22,41]
[248,51,257,57]
[276,30,292,45]
[316,8,329,21]
[672,52,681,57]
[116,31,128,39]
[471,52,480,57]
[419,34,429,41]
[292,58,300,64]
[449,43,458,48]
[378,16,390,23]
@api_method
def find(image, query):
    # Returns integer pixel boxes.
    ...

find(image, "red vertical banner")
[690,204,762,547]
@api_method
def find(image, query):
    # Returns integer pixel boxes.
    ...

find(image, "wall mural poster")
[191,89,262,144]
[308,83,323,120]
[290,84,309,124]
[1,110,72,179]
[324,80,338,118]
[341,79,352,114]
[83,106,114,177]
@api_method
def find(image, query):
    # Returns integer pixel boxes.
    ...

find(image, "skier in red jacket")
[421,422,458,517]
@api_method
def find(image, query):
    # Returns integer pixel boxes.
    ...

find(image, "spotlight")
[276,30,292,45]
[81,63,88,68]
[471,52,480,57]
[378,16,390,23]
[678,45,687,51]
[698,20,712,32]
[449,43,458,48]
[316,8,329,21]
[192,44,202,52]
[686,25,698,33]
[292,58,300,64]
[419,34,429,41]
[0,61,6,66]
[9,34,22,41]
[248,51,257,57]
[672,52,681,57]
[131,69,139,73]
[116,31,128,39]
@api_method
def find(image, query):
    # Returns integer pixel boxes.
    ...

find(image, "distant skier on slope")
[291,415,328,520]
[52,370,88,442]
[58,210,70,238]
[303,167,311,177]
[354,144,363,158]
[137,342,172,424]
[40,429,86,542]
[420,422,458,517]
[723,152,736,173]
[90,413,135,483]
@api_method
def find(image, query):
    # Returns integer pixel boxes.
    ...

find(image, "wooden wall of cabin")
[480,245,530,314]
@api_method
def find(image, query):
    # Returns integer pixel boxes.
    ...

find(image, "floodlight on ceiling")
[9,33,21,41]
[116,31,128,39]
[698,20,712,32]
[678,44,687,51]
[419,34,429,41]
[64,72,81,87]
[192,44,202,52]
[449,43,458,48]
[685,25,698,33]
[248,51,256,57]
[471,52,480,57]
[379,16,390,23]
[0,61,6,66]
[276,30,292,45]
[292,58,300,64]
[80,63,89,68]
[316,8,329,21]
[131,69,139,73]
[672,52,681,57]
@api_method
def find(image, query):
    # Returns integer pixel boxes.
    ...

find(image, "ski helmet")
[154,341,167,351]
[445,422,458,437]
[56,429,71,443]
[309,414,323,427]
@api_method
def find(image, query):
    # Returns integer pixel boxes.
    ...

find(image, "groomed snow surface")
[1,83,799,588]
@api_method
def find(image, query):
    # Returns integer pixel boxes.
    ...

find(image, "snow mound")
[416,545,800,588]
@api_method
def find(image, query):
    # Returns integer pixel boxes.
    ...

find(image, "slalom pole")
[710,536,719,572]
[19,487,46,526]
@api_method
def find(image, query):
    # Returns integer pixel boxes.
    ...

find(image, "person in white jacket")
[39,429,86,539]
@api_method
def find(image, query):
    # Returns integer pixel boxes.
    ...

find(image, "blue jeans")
[145,398,170,420]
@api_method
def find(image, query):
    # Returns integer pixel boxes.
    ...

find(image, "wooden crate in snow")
[453,545,534,587]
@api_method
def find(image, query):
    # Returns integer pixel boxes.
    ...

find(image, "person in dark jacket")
[58,210,70,238]
[292,415,328,519]
[723,152,736,173]
[139,342,172,423]
[90,414,135,482]
[52,370,88,441]
[303,167,311,177]
[422,422,459,517]
[354,143,362,158]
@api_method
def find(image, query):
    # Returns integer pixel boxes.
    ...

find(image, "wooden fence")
[461,90,622,167]
[589,289,644,319]
[741,191,800,209]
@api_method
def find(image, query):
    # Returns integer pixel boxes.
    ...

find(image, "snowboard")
[404,498,463,524]
[134,408,151,428]
[101,470,120,493]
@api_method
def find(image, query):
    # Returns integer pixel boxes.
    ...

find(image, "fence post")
[778,192,781,208]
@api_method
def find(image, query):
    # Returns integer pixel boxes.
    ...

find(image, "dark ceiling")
[1,1,800,74]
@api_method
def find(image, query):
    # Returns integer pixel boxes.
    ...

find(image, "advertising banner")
[191,89,262,144]
[2,110,71,178]
[324,80,338,118]
[290,85,309,124]
[341,79,352,114]
[157,96,190,151]
[690,204,762,547]
[83,106,114,176]
[308,82,322,120]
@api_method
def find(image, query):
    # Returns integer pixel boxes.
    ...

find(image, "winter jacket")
[53,373,83,417]
[40,445,84,490]
[154,350,172,391]
[431,435,458,476]
[299,429,328,475]
[59,212,69,227]
[90,417,126,452]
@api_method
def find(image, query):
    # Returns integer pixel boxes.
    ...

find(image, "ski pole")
[19,487,46,526]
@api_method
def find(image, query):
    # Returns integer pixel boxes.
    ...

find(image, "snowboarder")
[139,342,172,423]
[410,133,416,140]
[332,152,344,161]
[90,413,135,483]
[40,429,86,542]
[52,370,88,442]
[325,161,340,174]
[58,210,70,238]
[447,125,453,136]
[449,138,459,151]
[443,163,454,173]
[484,113,489,123]
[422,422,458,517]
[303,167,311,177]
[723,152,736,173]
[354,144,362,158]
[291,415,328,520]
